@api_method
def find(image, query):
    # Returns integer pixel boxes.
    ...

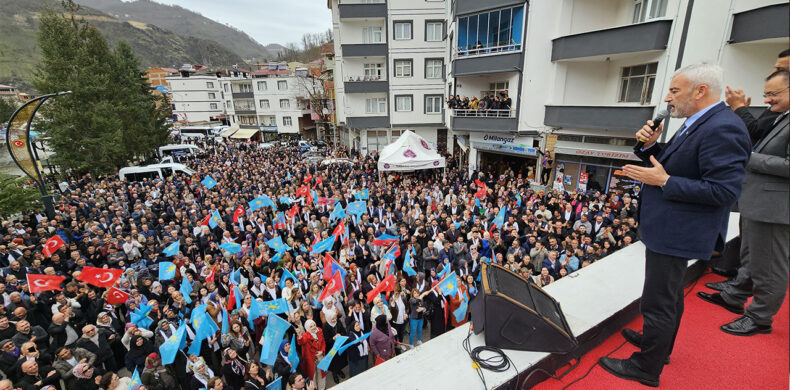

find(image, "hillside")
[0,0,245,92]
[75,0,284,60]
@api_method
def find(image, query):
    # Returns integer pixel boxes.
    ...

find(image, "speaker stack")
[470,263,577,353]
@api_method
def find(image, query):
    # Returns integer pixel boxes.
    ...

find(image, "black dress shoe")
[598,357,659,387]
[721,315,772,336]
[620,329,670,364]
[332,373,341,383]
[697,291,744,315]
[705,280,732,291]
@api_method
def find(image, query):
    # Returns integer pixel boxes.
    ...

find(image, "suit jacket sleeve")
[662,122,751,206]
[733,106,759,135]
[747,148,790,178]
[633,143,663,162]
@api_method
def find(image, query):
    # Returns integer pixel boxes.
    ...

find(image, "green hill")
[0,0,246,92]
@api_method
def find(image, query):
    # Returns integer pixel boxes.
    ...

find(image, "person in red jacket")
[297,320,326,389]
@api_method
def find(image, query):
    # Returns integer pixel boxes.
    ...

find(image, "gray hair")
[673,62,723,98]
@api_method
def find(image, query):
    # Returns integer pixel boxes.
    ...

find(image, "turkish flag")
[106,287,130,305]
[233,205,245,223]
[314,176,322,188]
[77,266,123,288]
[201,214,211,226]
[27,274,65,293]
[42,236,65,257]
[287,204,300,219]
[331,222,345,238]
[323,253,335,280]
[226,283,236,311]
[303,173,313,183]
[206,268,215,283]
[366,273,396,304]
[318,271,343,302]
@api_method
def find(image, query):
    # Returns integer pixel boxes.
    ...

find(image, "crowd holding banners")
[0,137,643,390]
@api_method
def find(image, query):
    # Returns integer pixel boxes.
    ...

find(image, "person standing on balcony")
[541,152,553,185]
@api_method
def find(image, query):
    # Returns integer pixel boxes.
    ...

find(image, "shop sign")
[472,142,537,156]
[554,146,639,161]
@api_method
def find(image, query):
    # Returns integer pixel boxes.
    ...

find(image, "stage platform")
[332,213,742,390]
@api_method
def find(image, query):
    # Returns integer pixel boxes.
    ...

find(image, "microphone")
[635,108,670,150]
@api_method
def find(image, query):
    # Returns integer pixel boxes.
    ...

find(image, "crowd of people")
[446,91,513,115]
[0,137,641,390]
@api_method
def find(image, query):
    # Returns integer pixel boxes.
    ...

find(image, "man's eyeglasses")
[763,87,789,98]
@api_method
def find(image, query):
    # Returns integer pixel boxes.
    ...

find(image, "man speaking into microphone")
[597,63,751,387]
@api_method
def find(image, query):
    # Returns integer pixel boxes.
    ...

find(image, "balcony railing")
[454,42,522,59]
[346,75,386,82]
[451,109,515,118]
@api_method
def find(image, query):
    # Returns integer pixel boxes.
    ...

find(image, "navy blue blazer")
[635,102,751,260]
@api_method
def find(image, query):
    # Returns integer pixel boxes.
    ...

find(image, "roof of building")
[320,42,334,55]
[0,84,16,89]
[251,69,291,76]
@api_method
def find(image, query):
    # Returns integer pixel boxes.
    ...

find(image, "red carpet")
[534,272,789,390]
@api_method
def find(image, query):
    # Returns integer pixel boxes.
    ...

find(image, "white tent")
[377,130,446,172]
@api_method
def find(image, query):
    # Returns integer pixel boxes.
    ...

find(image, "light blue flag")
[437,272,458,296]
[193,310,219,342]
[287,333,299,372]
[233,284,243,309]
[475,197,481,208]
[159,261,176,280]
[310,235,336,254]
[454,222,462,229]
[220,242,242,255]
[437,262,451,280]
[329,203,346,221]
[270,250,284,264]
[159,324,186,365]
[310,190,318,205]
[279,268,298,289]
[201,176,217,189]
[354,189,369,200]
[453,292,469,323]
[259,313,290,365]
[266,236,291,254]
[163,240,180,257]
[346,201,367,217]
[336,332,371,354]
[179,278,193,304]
[230,268,241,285]
[208,210,222,229]
[189,304,207,324]
[248,300,266,327]
[221,307,230,334]
[286,172,292,181]
[516,193,522,207]
[403,248,417,277]
[278,196,291,205]
[317,335,349,372]
[492,206,507,229]
[249,195,275,211]
[187,336,203,357]
[131,303,153,328]
[265,378,281,390]
[128,369,141,390]
[261,298,289,315]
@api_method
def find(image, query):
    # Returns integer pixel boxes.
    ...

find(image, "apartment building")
[167,65,231,124]
[329,0,453,155]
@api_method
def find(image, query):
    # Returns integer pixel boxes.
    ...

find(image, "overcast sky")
[151,0,332,46]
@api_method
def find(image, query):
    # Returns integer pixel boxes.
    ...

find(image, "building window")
[426,21,444,42]
[262,116,276,126]
[280,99,290,109]
[394,21,412,40]
[260,99,269,109]
[226,100,232,108]
[425,59,443,79]
[278,80,288,90]
[632,0,667,23]
[257,81,267,91]
[456,5,525,55]
[208,92,216,99]
[283,117,293,126]
[367,130,388,152]
[394,59,412,77]
[206,82,214,89]
[486,82,510,97]
[425,95,442,113]
[364,63,384,80]
[210,103,218,110]
[395,95,413,112]
[619,63,658,104]
[363,26,384,43]
[365,98,387,114]
[224,84,229,92]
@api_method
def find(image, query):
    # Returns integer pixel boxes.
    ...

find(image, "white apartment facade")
[329,0,454,155]
[167,73,226,123]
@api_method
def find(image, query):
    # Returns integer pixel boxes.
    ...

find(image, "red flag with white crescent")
[318,271,343,302]
[323,253,335,280]
[206,268,215,283]
[287,204,300,219]
[77,266,123,288]
[226,283,236,311]
[106,287,130,305]
[314,176,322,188]
[27,274,65,293]
[232,205,245,223]
[201,214,211,226]
[303,173,313,184]
[42,236,65,257]
[366,273,396,304]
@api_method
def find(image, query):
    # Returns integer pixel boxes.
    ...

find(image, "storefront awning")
[456,136,469,153]
[230,129,260,139]
[553,141,640,161]
[219,126,239,138]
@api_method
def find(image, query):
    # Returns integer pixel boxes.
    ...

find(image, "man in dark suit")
[709,69,788,336]
[598,63,751,387]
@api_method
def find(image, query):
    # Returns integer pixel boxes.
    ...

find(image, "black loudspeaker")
[470,263,577,353]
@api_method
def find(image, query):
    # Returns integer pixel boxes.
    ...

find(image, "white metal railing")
[451,109,516,118]
[454,42,522,58]
[346,75,386,82]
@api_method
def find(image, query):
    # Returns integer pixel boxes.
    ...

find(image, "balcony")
[544,105,655,131]
[346,116,390,129]
[232,92,254,99]
[341,44,387,57]
[235,109,256,115]
[452,51,523,76]
[454,0,526,17]
[551,19,672,61]
[260,125,278,133]
[729,3,789,44]
[344,75,388,94]
[239,124,259,129]
[338,2,386,19]
[450,109,517,133]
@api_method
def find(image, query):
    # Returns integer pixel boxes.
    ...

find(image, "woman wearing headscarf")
[71,363,99,390]
[188,361,213,390]
[321,310,347,383]
[141,352,178,390]
[220,348,246,390]
[273,339,295,390]
[297,320,326,390]
[261,277,280,301]
[369,315,396,364]
[369,296,391,323]
[125,335,155,373]
[345,320,369,378]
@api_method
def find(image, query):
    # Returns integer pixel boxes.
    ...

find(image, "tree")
[0,98,18,130]
[0,174,41,219]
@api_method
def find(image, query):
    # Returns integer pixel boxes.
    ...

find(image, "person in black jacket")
[273,339,295,388]
[345,321,369,378]
[220,348,246,390]
[75,325,117,372]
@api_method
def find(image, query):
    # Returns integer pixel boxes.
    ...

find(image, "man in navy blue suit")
[598,63,751,387]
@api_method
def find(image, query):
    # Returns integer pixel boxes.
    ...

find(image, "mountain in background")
[75,0,285,61]
[0,0,247,92]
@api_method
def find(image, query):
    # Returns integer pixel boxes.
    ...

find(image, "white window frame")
[363,26,384,43]
[206,82,214,89]
[208,92,216,99]
[257,81,267,91]
[364,63,384,79]
[426,22,443,42]
[618,62,658,104]
[425,95,442,114]
[632,0,668,23]
[280,99,290,109]
[394,21,412,40]
[278,80,288,90]
[425,59,443,79]
[260,99,270,109]
[209,103,218,110]
[394,59,412,77]
[283,117,293,126]
[395,95,413,112]
[365,98,387,114]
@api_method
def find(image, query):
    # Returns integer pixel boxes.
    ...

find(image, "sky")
[150,0,332,46]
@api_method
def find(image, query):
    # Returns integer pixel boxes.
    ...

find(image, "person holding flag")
[297,320,327,390]
[344,320,370,377]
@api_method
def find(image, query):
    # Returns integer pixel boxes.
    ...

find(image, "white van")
[118,163,195,181]
[179,125,223,139]
[157,144,203,158]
